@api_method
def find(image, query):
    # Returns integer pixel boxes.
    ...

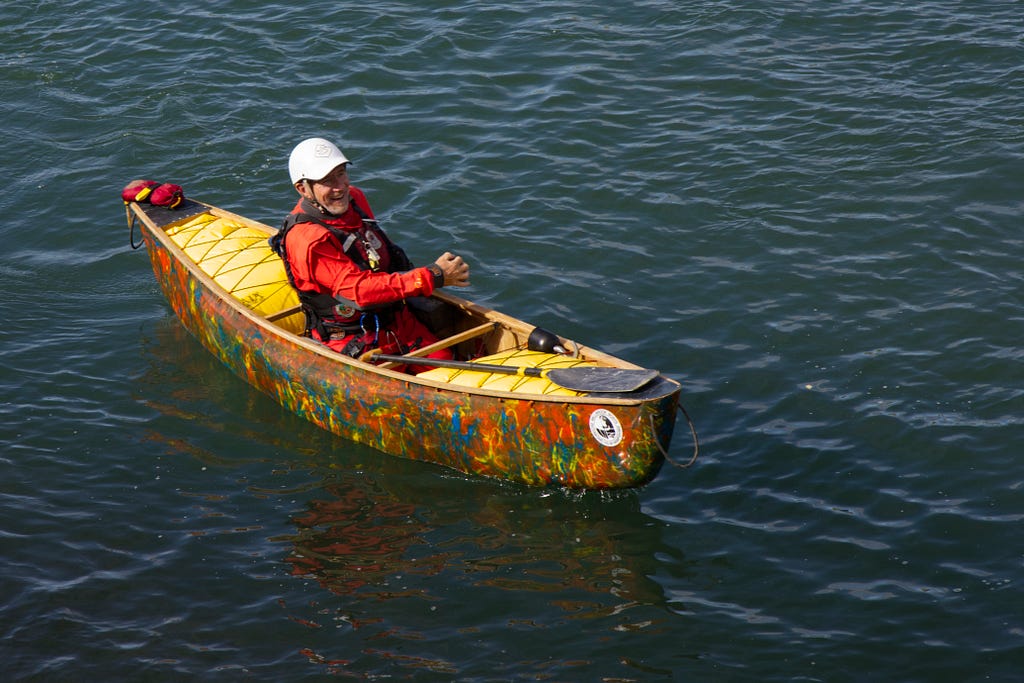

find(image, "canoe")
[123,197,687,489]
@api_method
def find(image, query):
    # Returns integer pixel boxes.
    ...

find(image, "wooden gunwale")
[129,199,678,407]
[128,198,682,488]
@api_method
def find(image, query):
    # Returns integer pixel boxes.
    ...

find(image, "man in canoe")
[270,137,471,366]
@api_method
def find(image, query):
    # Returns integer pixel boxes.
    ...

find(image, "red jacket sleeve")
[287,224,436,307]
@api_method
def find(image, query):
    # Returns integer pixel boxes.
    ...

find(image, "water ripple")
[2,0,1022,680]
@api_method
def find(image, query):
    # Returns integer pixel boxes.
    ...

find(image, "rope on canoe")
[653,402,699,469]
[126,205,144,249]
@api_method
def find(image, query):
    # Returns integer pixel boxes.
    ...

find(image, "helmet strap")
[302,179,334,217]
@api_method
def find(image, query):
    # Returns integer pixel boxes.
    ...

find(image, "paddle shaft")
[371,353,558,378]
[368,354,660,393]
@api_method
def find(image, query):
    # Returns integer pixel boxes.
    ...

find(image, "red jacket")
[283,187,436,309]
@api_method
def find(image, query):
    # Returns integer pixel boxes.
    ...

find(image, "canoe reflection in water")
[283,478,674,625]
[286,482,430,598]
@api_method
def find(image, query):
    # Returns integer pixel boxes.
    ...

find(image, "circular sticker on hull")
[589,409,623,447]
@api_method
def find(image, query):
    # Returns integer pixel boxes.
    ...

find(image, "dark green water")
[2,1,1021,680]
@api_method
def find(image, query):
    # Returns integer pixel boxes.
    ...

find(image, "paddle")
[368,353,659,393]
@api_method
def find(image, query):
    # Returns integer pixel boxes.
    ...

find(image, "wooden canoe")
[124,197,684,489]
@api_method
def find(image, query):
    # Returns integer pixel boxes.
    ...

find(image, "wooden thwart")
[363,321,499,368]
[266,305,303,323]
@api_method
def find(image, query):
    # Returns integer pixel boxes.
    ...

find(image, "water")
[2,1,1022,680]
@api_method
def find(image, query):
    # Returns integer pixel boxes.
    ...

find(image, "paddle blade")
[546,367,659,393]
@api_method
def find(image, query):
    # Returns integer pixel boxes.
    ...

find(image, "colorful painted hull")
[126,199,681,488]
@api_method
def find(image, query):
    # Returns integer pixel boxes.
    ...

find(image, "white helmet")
[288,137,350,185]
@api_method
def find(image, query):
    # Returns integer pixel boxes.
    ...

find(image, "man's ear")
[295,181,310,198]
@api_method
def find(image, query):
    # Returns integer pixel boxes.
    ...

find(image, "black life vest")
[268,200,413,340]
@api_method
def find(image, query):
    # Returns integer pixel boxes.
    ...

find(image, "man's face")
[298,163,350,215]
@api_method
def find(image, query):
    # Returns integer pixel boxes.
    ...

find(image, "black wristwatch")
[427,264,444,288]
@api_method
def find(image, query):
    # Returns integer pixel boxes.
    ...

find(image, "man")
[270,137,470,367]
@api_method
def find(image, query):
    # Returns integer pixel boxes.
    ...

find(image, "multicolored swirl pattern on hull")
[131,200,680,489]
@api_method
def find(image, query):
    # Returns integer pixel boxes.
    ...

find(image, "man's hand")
[434,252,470,287]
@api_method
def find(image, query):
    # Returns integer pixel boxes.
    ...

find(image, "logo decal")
[589,409,623,447]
